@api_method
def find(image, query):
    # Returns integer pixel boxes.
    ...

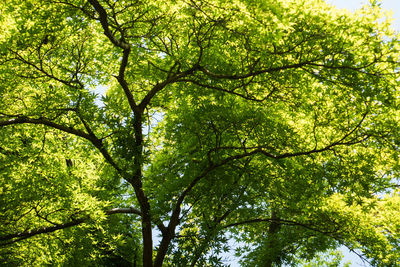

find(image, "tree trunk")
[141,214,153,267]
[131,112,154,266]
[265,210,281,267]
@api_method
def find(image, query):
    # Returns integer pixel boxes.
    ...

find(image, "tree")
[0,0,399,266]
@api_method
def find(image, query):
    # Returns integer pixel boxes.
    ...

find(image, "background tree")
[0,0,399,266]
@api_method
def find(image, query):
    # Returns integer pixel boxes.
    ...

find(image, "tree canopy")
[0,0,400,266]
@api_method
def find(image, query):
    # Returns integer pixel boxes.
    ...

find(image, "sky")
[327,0,400,29]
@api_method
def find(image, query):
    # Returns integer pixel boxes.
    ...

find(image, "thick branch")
[0,207,142,246]
[138,64,200,111]
[116,47,139,113]
[87,0,139,114]
[0,116,123,174]
[87,0,130,49]
[0,218,86,246]
[0,117,91,140]
[106,207,142,216]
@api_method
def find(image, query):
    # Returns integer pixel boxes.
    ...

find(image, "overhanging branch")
[0,207,142,246]
[0,116,91,140]
[0,116,123,174]
[0,218,86,246]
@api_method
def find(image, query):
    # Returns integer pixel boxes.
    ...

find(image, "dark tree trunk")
[265,210,281,267]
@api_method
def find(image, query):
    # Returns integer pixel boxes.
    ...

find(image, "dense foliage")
[1,0,399,266]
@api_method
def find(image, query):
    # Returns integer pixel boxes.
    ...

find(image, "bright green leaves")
[0,0,399,266]
[319,193,400,266]
[143,0,400,265]
[0,123,128,264]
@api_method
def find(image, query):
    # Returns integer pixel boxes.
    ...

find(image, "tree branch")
[138,64,201,111]
[87,0,140,115]
[221,217,339,236]
[0,207,142,246]
[0,116,92,140]
[198,62,311,80]
[9,49,84,89]
[0,218,86,246]
[178,78,270,102]
[115,47,139,113]
[0,116,123,174]
[106,207,142,216]
[87,0,130,50]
